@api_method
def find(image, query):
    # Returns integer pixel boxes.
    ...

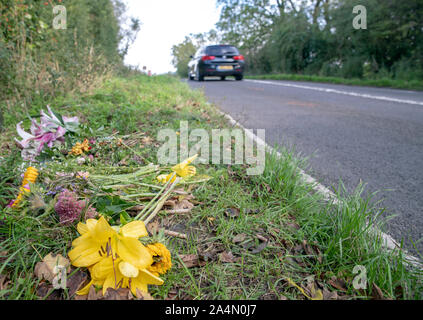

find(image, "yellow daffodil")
[146,243,172,276]
[10,167,38,208]
[157,154,198,183]
[70,139,91,156]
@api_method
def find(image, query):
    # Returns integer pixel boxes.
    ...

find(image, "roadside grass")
[0,74,422,300]
[246,74,423,91]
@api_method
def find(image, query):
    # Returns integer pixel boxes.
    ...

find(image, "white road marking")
[246,79,423,106]
[216,107,422,268]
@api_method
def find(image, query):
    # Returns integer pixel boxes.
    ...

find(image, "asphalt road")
[186,77,423,254]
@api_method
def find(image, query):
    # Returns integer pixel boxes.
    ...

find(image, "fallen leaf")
[36,282,62,300]
[328,277,347,292]
[0,274,10,291]
[67,269,88,297]
[244,209,260,215]
[178,254,206,268]
[141,136,153,145]
[104,288,134,300]
[74,294,88,301]
[286,221,300,230]
[165,288,178,300]
[219,251,235,263]
[233,233,247,244]
[371,283,387,300]
[322,287,339,300]
[34,253,70,283]
[174,199,194,211]
[136,289,154,300]
[224,207,240,218]
[87,285,104,300]
[256,234,268,242]
[260,293,278,300]
[146,220,160,235]
[249,240,268,254]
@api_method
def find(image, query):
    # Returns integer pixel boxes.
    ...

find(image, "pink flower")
[15,107,79,161]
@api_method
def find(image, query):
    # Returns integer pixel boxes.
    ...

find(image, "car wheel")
[196,69,204,82]
[235,75,243,81]
[188,73,194,81]
[220,76,226,81]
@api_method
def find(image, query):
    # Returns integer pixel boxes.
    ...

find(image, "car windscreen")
[206,46,239,56]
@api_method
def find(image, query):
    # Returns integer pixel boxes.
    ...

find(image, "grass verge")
[0,74,422,300]
[246,74,423,91]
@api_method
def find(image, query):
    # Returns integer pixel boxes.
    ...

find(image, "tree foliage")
[0,0,140,123]
[200,0,423,80]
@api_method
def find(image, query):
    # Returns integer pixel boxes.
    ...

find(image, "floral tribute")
[4,106,211,300]
[69,217,171,296]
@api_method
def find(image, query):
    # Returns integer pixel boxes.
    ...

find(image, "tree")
[171,37,197,78]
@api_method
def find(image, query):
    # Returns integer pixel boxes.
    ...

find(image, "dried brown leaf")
[219,251,235,263]
[249,241,268,254]
[371,283,389,300]
[87,285,104,300]
[178,254,206,268]
[0,274,10,291]
[328,277,347,292]
[36,282,62,300]
[34,253,70,283]
[136,289,154,300]
[233,233,247,244]
[224,207,240,218]
[67,269,88,297]
[146,220,160,235]
[322,287,339,300]
[104,288,134,300]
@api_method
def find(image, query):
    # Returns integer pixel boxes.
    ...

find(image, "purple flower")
[15,107,79,161]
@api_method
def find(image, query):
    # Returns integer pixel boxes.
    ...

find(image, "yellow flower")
[22,167,38,186]
[146,243,172,276]
[69,216,163,295]
[70,139,90,156]
[77,255,163,296]
[69,216,151,268]
[157,154,198,183]
[11,167,38,207]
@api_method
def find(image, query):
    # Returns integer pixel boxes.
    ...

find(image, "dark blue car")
[188,45,245,81]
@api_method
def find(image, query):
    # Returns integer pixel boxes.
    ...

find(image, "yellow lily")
[69,216,152,270]
[157,154,198,183]
[77,255,163,296]
[69,216,163,295]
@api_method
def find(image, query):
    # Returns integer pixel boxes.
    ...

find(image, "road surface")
[186,77,423,254]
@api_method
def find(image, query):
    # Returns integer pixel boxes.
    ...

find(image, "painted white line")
[216,107,422,268]
[246,79,423,106]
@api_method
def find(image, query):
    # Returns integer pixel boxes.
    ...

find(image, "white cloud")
[123,0,220,74]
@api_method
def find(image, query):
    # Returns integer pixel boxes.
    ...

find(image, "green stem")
[133,173,176,221]
[143,181,178,225]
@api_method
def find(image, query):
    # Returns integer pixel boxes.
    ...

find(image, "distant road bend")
[187,78,423,254]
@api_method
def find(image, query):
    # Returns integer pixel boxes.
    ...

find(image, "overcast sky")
[123,0,220,74]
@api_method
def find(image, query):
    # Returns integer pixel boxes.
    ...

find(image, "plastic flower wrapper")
[15,106,79,161]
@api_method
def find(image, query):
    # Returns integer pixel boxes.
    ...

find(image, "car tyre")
[220,76,226,81]
[196,69,204,82]
[188,72,194,81]
[235,75,243,81]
